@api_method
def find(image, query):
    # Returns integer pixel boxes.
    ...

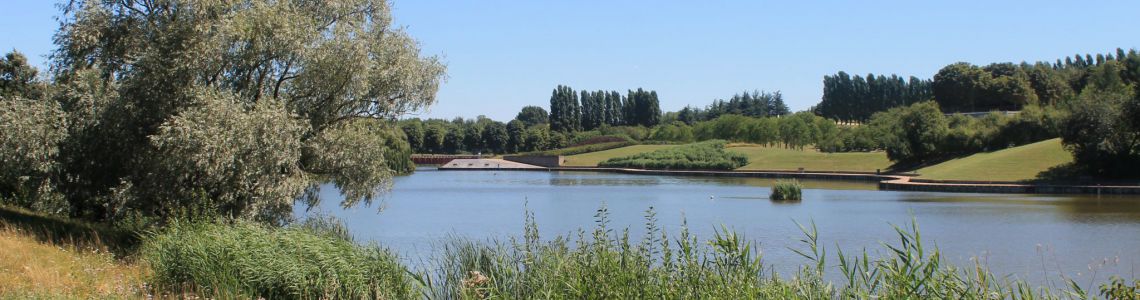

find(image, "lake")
[298,167,1140,286]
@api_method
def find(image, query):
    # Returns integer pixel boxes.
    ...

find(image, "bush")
[770,179,803,201]
[141,219,416,299]
[598,140,748,170]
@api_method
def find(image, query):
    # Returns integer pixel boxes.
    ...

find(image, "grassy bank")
[598,140,748,170]
[562,144,678,166]
[727,144,892,172]
[916,138,1074,182]
[0,208,145,299]
[559,142,892,172]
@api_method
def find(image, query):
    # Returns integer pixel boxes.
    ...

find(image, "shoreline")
[437,164,1140,195]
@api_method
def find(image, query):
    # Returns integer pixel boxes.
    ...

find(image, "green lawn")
[562,144,678,167]
[561,143,892,171]
[727,146,892,172]
[916,138,1073,182]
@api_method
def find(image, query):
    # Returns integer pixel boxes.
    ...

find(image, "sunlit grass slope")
[916,138,1073,182]
[562,144,678,166]
[727,145,892,172]
[0,226,145,299]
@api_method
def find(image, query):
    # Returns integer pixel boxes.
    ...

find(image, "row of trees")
[814,48,1140,121]
[1,0,446,225]
[815,73,932,122]
[673,90,790,124]
[649,112,838,151]
[820,101,1065,164]
[548,85,661,132]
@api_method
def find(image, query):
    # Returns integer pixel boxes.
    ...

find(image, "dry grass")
[0,226,146,299]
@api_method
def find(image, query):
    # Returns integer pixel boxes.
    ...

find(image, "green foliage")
[817,72,932,122]
[677,90,790,122]
[0,98,68,214]
[1099,276,1140,300]
[22,0,447,223]
[515,106,549,127]
[870,101,949,163]
[599,140,748,170]
[549,85,581,132]
[145,91,308,224]
[1060,61,1140,177]
[141,219,415,299]
[431,207,1083,299]
[650,121,695,142]
[770,179,803,201]
[0,51,44,100]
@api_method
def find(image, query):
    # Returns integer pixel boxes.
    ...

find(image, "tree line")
[673,90,790,124]
[814,73,931,122]
[549,85,661,132]
[814,48,1140,121]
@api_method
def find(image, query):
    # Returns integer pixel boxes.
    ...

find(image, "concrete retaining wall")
[503,155,564,168]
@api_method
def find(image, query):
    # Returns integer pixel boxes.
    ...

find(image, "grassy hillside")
[562,145,678,167]
[916,138,1073,182]
[0,206,145,299]
[561,143,892,172]
[728,145,892,172]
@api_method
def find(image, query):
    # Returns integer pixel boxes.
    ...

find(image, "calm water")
[298,167,1140,286]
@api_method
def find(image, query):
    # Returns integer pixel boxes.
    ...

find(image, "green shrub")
[598,140,748,170]
[141,219,415,299]
[770,179,803,200]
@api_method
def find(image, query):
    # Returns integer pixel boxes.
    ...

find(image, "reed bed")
[771,179,804,200]
[140,217,416,299]
[425,206,1130,299]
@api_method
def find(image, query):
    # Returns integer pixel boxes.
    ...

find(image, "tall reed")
[771,179,803,201]
[141,218,415,299]
[428,205,1107,299]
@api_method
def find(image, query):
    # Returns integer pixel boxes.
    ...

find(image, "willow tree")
[50,0,445,223]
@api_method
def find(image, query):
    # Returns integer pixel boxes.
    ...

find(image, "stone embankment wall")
[503,156,564,168]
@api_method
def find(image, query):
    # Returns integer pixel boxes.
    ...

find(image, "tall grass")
[598,140,748,170]
[141,217,416,299]
[429,205,1111,299]
[771,179,803,201]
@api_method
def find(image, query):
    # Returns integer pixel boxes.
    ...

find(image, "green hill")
[562,145,679,167]
[727,145,891,172]
[916,138,1073,182]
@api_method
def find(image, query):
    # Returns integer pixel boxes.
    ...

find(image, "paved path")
[438,159,544,170]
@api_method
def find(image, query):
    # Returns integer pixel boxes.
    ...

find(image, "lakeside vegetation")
[770,179,803,200]
[6,204,1140,299]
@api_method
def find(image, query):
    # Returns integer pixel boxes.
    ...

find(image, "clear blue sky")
[3,1,1139,121]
